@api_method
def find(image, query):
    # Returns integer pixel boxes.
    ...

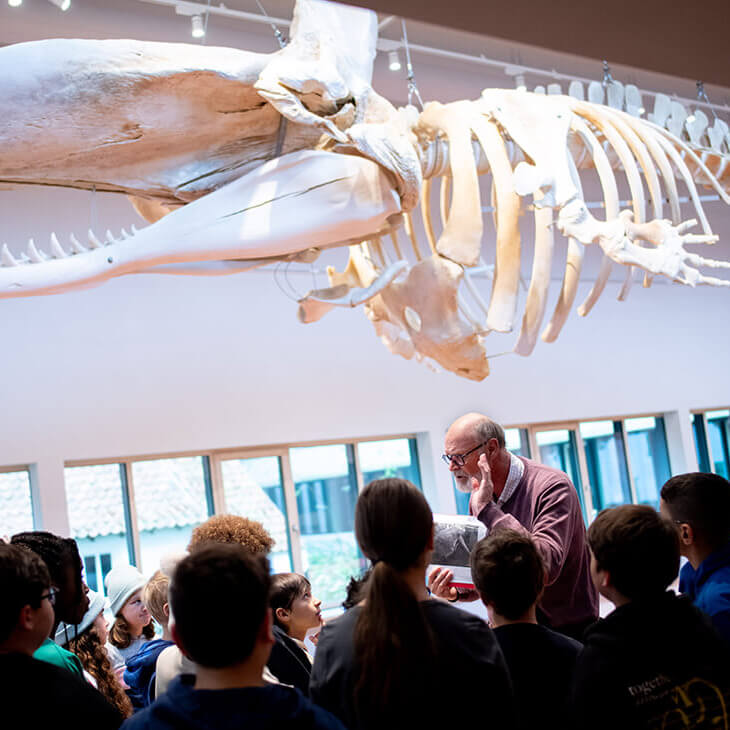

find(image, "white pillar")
[29,456,70,536]
[663,409,699,475]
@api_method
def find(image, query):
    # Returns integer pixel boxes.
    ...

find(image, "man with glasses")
[0,543,123,726]
[430,412,598,639]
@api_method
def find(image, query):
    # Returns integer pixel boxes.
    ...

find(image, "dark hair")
[661,472,730,549]
[68,629,133,718]
[171,543,270,668]
[10,531,84,625]
[109,614,155,649]
[270,573,311,632]
[188,514,274,554]
[0,543,50,644]
[588,505,679,600]
[342,567,372,611]
[353,479,435,717]
[471,530,545,620]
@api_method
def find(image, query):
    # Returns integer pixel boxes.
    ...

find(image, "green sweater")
[33,637,84,678]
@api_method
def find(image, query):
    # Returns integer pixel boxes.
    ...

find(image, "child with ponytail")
[309,478,516,730]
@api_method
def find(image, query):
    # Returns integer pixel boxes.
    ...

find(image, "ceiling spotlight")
[8,0,23,7]
[47,0,71,9]
[388,50,401,72]
[191,14,205,38]
[515,74,527,92]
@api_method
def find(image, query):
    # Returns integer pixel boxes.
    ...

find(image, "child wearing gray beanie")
[104,565,154,675]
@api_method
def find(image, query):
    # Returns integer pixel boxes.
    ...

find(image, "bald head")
[447,413,505,449]
[444,413,507,494]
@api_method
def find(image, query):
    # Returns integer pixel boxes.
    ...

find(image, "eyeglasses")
[441,441,489,468]
[40,586,59,606]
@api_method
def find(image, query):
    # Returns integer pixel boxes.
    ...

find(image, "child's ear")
[274,607,289,625]
[679,522,694,546]
[18,603,34,631]
[163,602,170,619]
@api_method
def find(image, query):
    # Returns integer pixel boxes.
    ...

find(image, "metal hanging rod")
[136,0,730,115]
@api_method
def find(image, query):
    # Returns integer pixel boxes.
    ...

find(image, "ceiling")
[351,0,730,88]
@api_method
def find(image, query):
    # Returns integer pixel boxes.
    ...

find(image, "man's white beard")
[453,474,472,493]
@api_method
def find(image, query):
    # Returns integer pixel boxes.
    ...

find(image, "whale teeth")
[49,232,67,259]
[69,233,88,254]
[27,239,45,263]
[88,229,103,249]
[1,244,18,267]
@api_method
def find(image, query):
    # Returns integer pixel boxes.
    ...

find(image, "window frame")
[0,464,36,535]
[527,412,673,522]
[691,406,730,476]
[65,433,421,606]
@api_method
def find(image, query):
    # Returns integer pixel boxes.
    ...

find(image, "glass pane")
[358,438,421,487]
[693,414,712,473]
[290,444,365,608]
[0,470,34,537]
[706,413,730,479]
[536,429,588,520]
[580,421,632,511]
[505,428,531,457]
[132,457,210,574]
[625,416,671,507]
[220,457,292,573]
[65,464,130,596]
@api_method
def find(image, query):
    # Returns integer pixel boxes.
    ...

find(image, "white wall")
[0,1,728,535]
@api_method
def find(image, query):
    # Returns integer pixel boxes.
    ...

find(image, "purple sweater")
[472,456,598,628]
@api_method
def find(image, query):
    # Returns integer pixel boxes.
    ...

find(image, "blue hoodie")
[121,675,345,730]
[123,639,174,710]
[679,541,730,645]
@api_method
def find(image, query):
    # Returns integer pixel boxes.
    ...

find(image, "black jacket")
[571,591,730,730]
[0,652,123,727]
[494,623,582,730]
[310,599,516,730]
[268,625,312,693]
[121,675,344,730]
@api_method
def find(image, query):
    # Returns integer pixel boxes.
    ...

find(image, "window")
[624,417,671,507]
[84,555,98,592]
[64,464,131,597]
[580,420,631,512]
[535,428,588,518]
[65,435,420,611]
[453,428,530,515]
[358,438,422,487]
[131,456,212,574]
[693,409,730,478]
[0,468,34,537]
[291,444,365,608]
[220,456,293,572]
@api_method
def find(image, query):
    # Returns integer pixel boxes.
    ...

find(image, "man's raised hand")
[469,453,495,517]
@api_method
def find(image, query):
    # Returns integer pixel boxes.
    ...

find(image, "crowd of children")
[1,470,729,729]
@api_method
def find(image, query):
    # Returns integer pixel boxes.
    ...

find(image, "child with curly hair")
[59,590,134,719]
[155,514,276,696]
